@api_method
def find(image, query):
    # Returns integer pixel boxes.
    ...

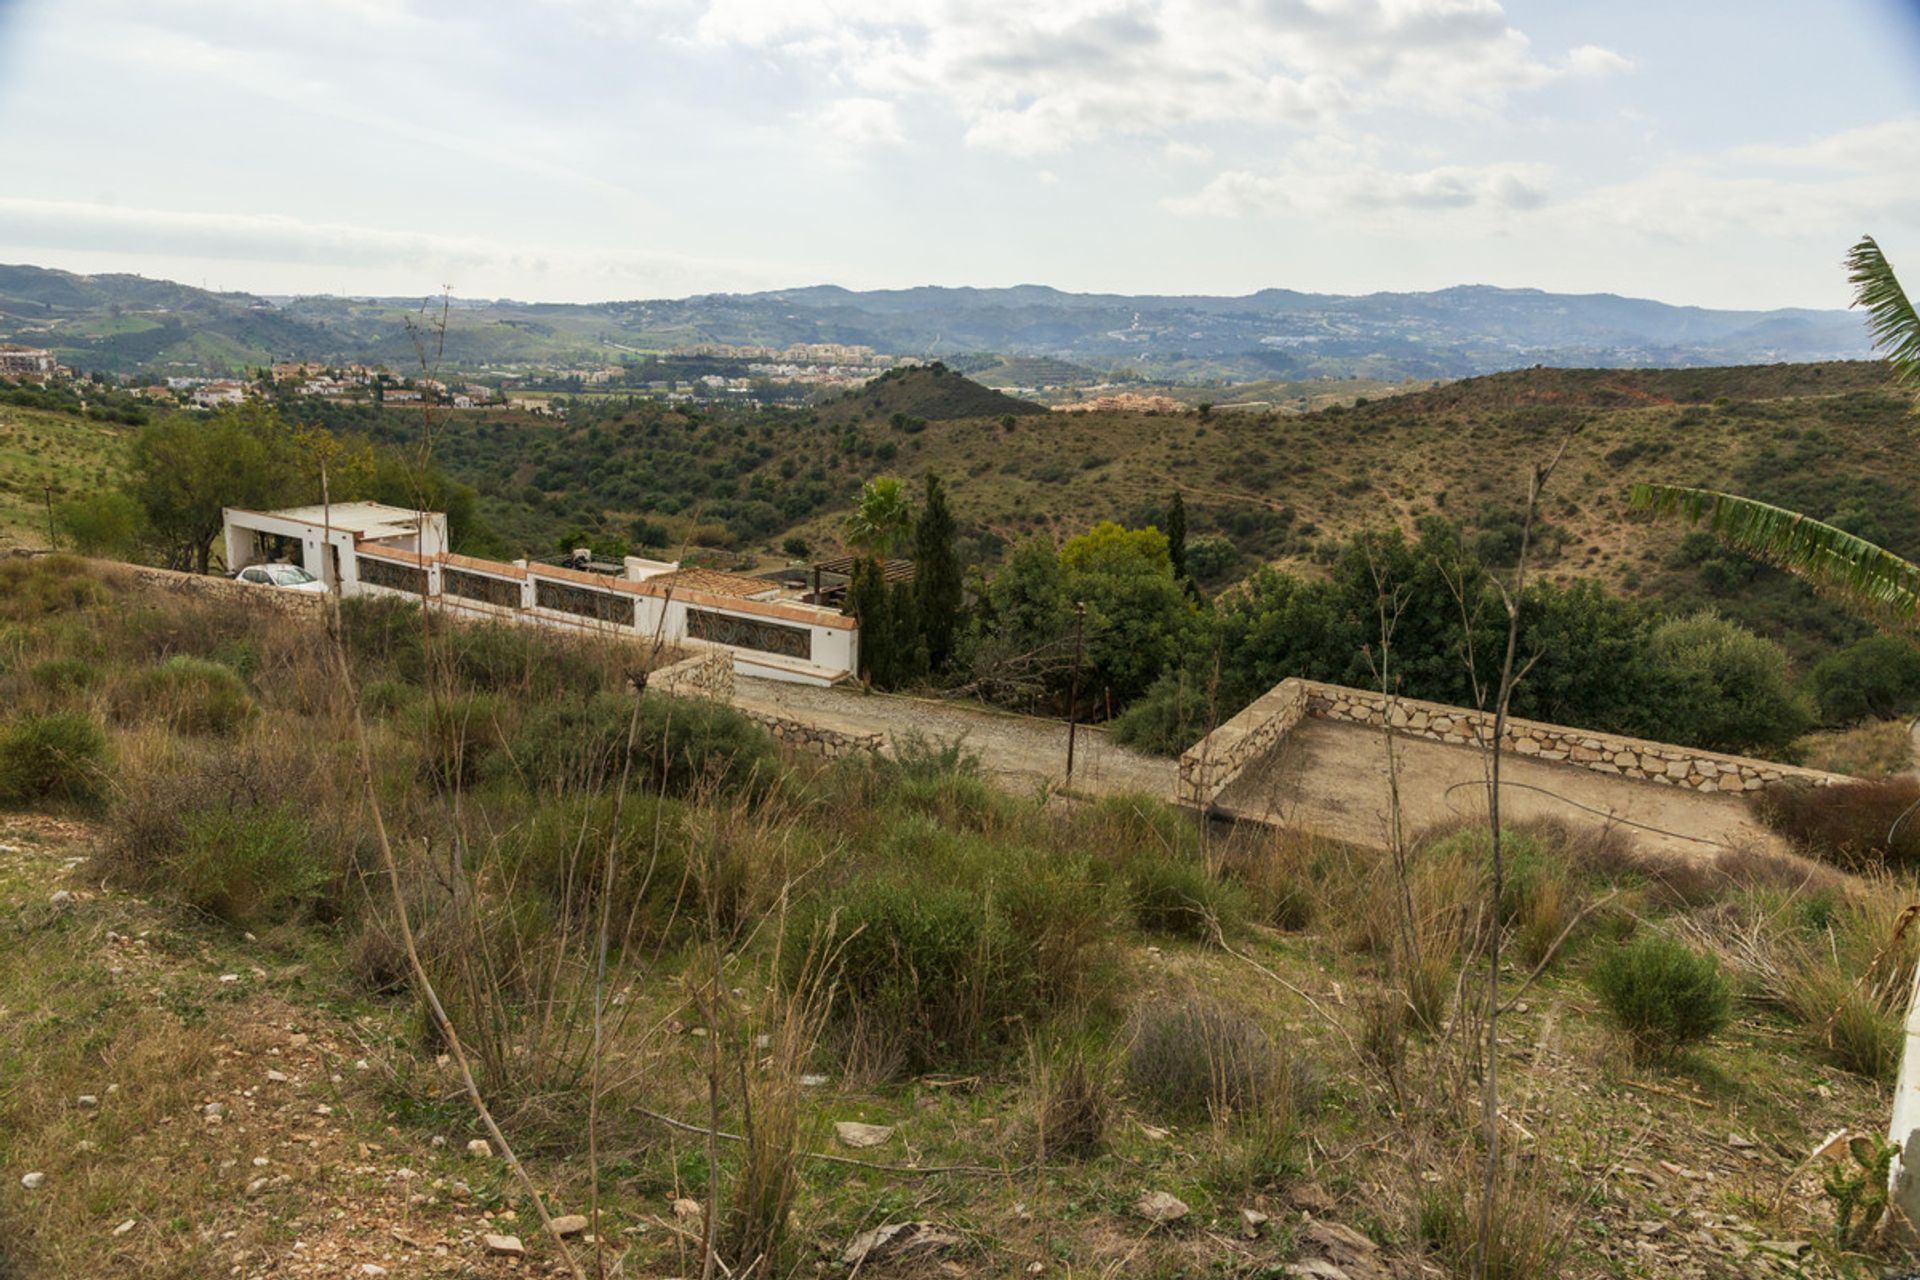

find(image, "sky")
[0,0,1917,309]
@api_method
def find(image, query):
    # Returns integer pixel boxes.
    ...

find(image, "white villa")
[221,502,858,685]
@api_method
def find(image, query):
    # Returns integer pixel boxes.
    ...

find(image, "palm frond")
[1847,235,1920,386]
[1631,482,1920,629]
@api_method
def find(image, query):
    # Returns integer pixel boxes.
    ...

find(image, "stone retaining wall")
[110,561,330,619]
[744,711,885,760]
[1175,680,1308,805]
[1180,676,1850,808]
[650,646,735,701]
[1301,680,1847,794]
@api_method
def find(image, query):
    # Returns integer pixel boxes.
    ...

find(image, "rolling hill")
[0,262,1875,381]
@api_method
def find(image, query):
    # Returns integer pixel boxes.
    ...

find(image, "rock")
[265,1070,288,1083]
[1289,1182,1336,1214]
[1286,1262,1351,1280]
[1296,1220,1388,1280]
[1133,1191,1190,1224]
[219,974,240,985]
[203,1102,227,1120]
[1241,1207,1270,1239]
[49,890,74,909]
[834,1121,895,1149]
[360,1267,388,1278]
[550,1214,589,1236]
[20,1172,45,1190]
[483,1233,525,1258]
[245,1177,269,1196]
[799,1073,829,1088]
[1728,1132,1755,1149]
[672,1198,704,1221]
[465,1139,493,1158]
[429,1135,445,1148]
[842,1222,963,1266]
[76,1095,99,1109]
[113,1219,136,1237]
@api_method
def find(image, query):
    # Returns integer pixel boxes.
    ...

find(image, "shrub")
[1752,777,1920,871]
[408,692,507,788]
[1417,1155,1571,1279]
[0,555,108,622]
[97,730,355,928]
[27,656,100,697]
[1111,671,1211,758]
[1588,933,1731,1059]
[167,805,332,926]
[1124,994,1312,1122]
[1808,634,1920,725]
[114,656,256,735]
[792,880,1026,1074]
[503,692,777,799]
[1126,855,1247,941]
[1645,612,1812,757]
[0,711,108,807]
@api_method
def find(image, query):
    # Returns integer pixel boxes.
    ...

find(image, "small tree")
[914,472,963,672]
[1166,492,1190,586]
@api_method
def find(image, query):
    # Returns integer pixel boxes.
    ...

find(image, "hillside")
[817,362,1047,424]
[1,556,1913,1279]
[0,262,1875,381]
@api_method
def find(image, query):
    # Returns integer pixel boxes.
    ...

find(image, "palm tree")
[1634,235,1920,1218]
[1630,236,1920,626]
[846,475,914,559]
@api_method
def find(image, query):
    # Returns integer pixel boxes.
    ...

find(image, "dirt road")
[731,677,1177,797]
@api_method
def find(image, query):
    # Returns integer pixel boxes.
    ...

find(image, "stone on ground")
[842,1221,962,1266]
[1133,1191,1189,1224]
[549,1214,589,1236]
[834,1121,895,1148]
[483,1233,525,1258]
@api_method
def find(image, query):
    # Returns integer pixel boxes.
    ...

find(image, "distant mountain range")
[0,262,1874,382]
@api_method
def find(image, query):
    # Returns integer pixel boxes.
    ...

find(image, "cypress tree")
[890,577,928,685]
[1166,491,1189,583]
[846,556,893,686]
[914,472,963,671]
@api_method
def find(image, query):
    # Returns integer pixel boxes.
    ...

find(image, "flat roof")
[240,501,433,541]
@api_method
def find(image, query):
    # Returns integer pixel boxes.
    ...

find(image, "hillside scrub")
[8,559,1920,1277]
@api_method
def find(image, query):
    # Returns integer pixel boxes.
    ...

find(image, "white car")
[234,563,327,593]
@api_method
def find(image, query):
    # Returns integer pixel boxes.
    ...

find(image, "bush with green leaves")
[27,656,100,697]
[503,691,777,798]
[1807,634,1920,726]
[167,804,333,926]
[114,656,256,735]
[1588,933,1732,1059]
[0,711,109,808]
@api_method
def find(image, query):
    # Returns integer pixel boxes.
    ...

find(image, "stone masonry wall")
[650,646,735,701]
[1303,680,1847,795]
[1175,680,1308,806]
[744,711,885,760]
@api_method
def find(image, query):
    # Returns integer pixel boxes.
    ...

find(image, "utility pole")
[1065,601,1086,789]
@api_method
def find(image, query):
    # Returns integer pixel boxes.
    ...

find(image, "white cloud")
[687,0,1628,156]
[1565,44,1634,78]
[1166,158,1551,218]
[811,96,906,156]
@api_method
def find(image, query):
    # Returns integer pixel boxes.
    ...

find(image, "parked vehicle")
[233,563,326,593]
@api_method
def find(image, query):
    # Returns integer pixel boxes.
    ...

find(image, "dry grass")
[1796,719,1914,780]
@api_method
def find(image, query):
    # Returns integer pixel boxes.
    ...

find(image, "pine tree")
[846,556,893,686]
[914,472,964,672]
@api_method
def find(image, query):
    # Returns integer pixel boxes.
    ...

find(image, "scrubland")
[1,553,1917,1278]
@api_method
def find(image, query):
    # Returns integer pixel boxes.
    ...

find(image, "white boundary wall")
[221,506,857,685]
